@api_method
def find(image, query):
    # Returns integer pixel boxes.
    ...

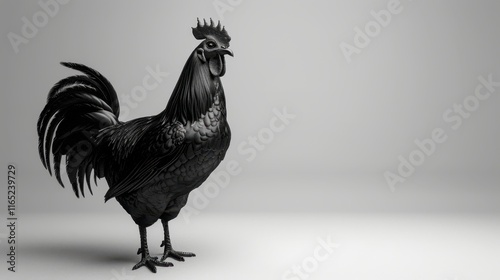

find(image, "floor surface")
[2,212,499,280]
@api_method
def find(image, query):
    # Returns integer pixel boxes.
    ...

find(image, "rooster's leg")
[133,226,173,272]
[160,219,196,262]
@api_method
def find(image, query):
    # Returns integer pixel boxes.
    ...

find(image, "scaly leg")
[160,219,196,262]
[133,226,172,272]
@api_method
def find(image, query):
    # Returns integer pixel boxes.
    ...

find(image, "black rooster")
[37,19,233,272]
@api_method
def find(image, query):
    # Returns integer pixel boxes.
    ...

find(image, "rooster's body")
[37,19,233,272]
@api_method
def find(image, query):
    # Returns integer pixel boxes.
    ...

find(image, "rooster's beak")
[218,49,234,57]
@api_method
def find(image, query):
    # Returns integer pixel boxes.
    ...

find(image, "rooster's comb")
[192,18,231,45]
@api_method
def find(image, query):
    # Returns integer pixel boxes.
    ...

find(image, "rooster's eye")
[206,41,216,49]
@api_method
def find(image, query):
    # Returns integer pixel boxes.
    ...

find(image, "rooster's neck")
[162,52,224,124]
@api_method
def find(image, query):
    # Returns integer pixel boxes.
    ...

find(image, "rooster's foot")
[160,241,196,262]
[132,255,172,273]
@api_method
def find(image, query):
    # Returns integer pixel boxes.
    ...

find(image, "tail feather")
[38,62,120,198]
[38,87,114,136]
[59,62,120,115]
[37,89,114,168]
[77,161,86,197]
[47,75,99,99]
[53,152,63,186]
[85,162,94,195]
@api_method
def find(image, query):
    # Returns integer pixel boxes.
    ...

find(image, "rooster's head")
[192,18,233,78]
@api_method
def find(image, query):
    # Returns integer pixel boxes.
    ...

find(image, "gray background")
[2,1,500,280]
[1,0,499,214]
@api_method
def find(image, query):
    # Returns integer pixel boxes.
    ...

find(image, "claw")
[132,256,173,273]
[161,249,196,262]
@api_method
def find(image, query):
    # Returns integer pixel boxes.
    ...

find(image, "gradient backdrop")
[1,0,499,279]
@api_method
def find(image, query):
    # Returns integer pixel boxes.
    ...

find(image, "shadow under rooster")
[37,18,233,273]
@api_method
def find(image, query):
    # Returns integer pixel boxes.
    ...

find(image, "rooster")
[37,19,233,272]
